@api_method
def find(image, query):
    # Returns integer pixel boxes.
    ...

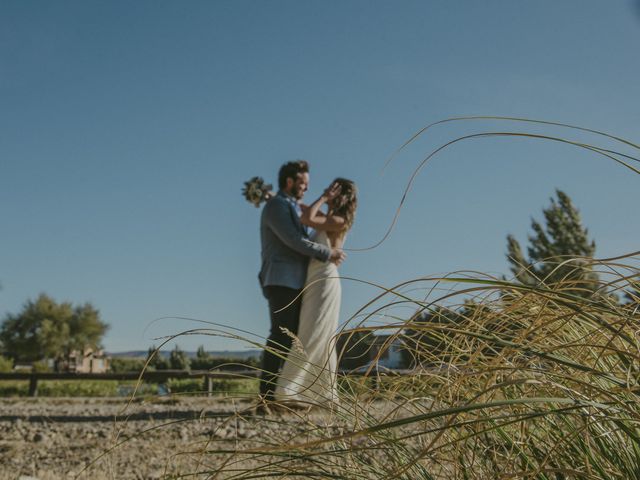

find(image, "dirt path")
[0,396,281,479]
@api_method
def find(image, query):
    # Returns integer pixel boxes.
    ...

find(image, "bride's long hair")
[329,178,358,236]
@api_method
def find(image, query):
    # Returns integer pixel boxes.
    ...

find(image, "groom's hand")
[329,248,346,266]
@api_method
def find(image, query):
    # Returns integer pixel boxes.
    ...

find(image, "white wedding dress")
[275,230,341,406]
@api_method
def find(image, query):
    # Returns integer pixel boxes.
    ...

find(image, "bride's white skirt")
[275,247,340,406]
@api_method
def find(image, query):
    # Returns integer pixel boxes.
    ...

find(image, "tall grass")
[171,261,637,479]
[111,118,640,479]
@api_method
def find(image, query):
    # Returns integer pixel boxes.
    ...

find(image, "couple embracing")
[257,160,357,408]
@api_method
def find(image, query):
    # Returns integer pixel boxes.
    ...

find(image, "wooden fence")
[0,369,260,397]
[0,368,411,397]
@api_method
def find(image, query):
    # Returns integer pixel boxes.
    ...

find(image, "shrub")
[169,345,190,370]
[109,357,147,373]
[167,378,258,395]
[0,381,25,396]
[0,355,13,372]
[37,380,119,397]
[31,360,51,373]
[190,356,260,371]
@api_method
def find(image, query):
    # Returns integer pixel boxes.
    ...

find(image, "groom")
[258,160,346,402]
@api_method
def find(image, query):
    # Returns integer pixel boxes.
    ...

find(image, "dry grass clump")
[185,118,640,479]
[170,257,637,480]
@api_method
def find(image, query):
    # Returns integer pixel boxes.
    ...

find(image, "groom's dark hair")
[278,160,309,190]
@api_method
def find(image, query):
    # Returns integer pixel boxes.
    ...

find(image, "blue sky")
[2,1,639,352]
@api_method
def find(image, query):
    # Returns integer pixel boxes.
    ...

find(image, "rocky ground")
[0,396,335,480]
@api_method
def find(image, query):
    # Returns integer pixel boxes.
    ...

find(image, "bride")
[275,178,358,407]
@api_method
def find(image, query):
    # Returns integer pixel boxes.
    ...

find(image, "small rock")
[32,432,46,443]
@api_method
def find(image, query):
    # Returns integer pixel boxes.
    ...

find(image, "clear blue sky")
[2,1,639,352]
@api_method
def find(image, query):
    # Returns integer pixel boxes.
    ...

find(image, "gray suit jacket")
[259,191,331,290]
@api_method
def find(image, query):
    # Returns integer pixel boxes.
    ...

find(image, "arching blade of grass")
[384,115,640,172]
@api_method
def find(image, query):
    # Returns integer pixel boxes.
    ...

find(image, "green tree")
[0,294,109,363]
[146,345,169,370]
[506,190,600,296]
[191,347,259,371]
[191,345,211,370]
[109,357,146,373]
[169,344,190,370]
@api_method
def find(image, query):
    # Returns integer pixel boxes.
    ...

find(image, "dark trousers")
[259,285,303,401]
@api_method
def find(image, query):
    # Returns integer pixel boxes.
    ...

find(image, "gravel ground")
[0,396,322,480]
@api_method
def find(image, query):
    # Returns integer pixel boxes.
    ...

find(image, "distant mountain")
[107,350,261,360]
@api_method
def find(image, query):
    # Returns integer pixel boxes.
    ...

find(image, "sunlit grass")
[173,262,638,479]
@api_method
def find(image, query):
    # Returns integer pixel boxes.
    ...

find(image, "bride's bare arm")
[300,183,346,232]
[331,234,345,250]
[300,205,325,217]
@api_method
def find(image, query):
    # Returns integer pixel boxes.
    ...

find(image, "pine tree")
[506,190,600,296]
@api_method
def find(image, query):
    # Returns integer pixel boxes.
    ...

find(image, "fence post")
[203,375,213,397]
[28,375,38,397]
